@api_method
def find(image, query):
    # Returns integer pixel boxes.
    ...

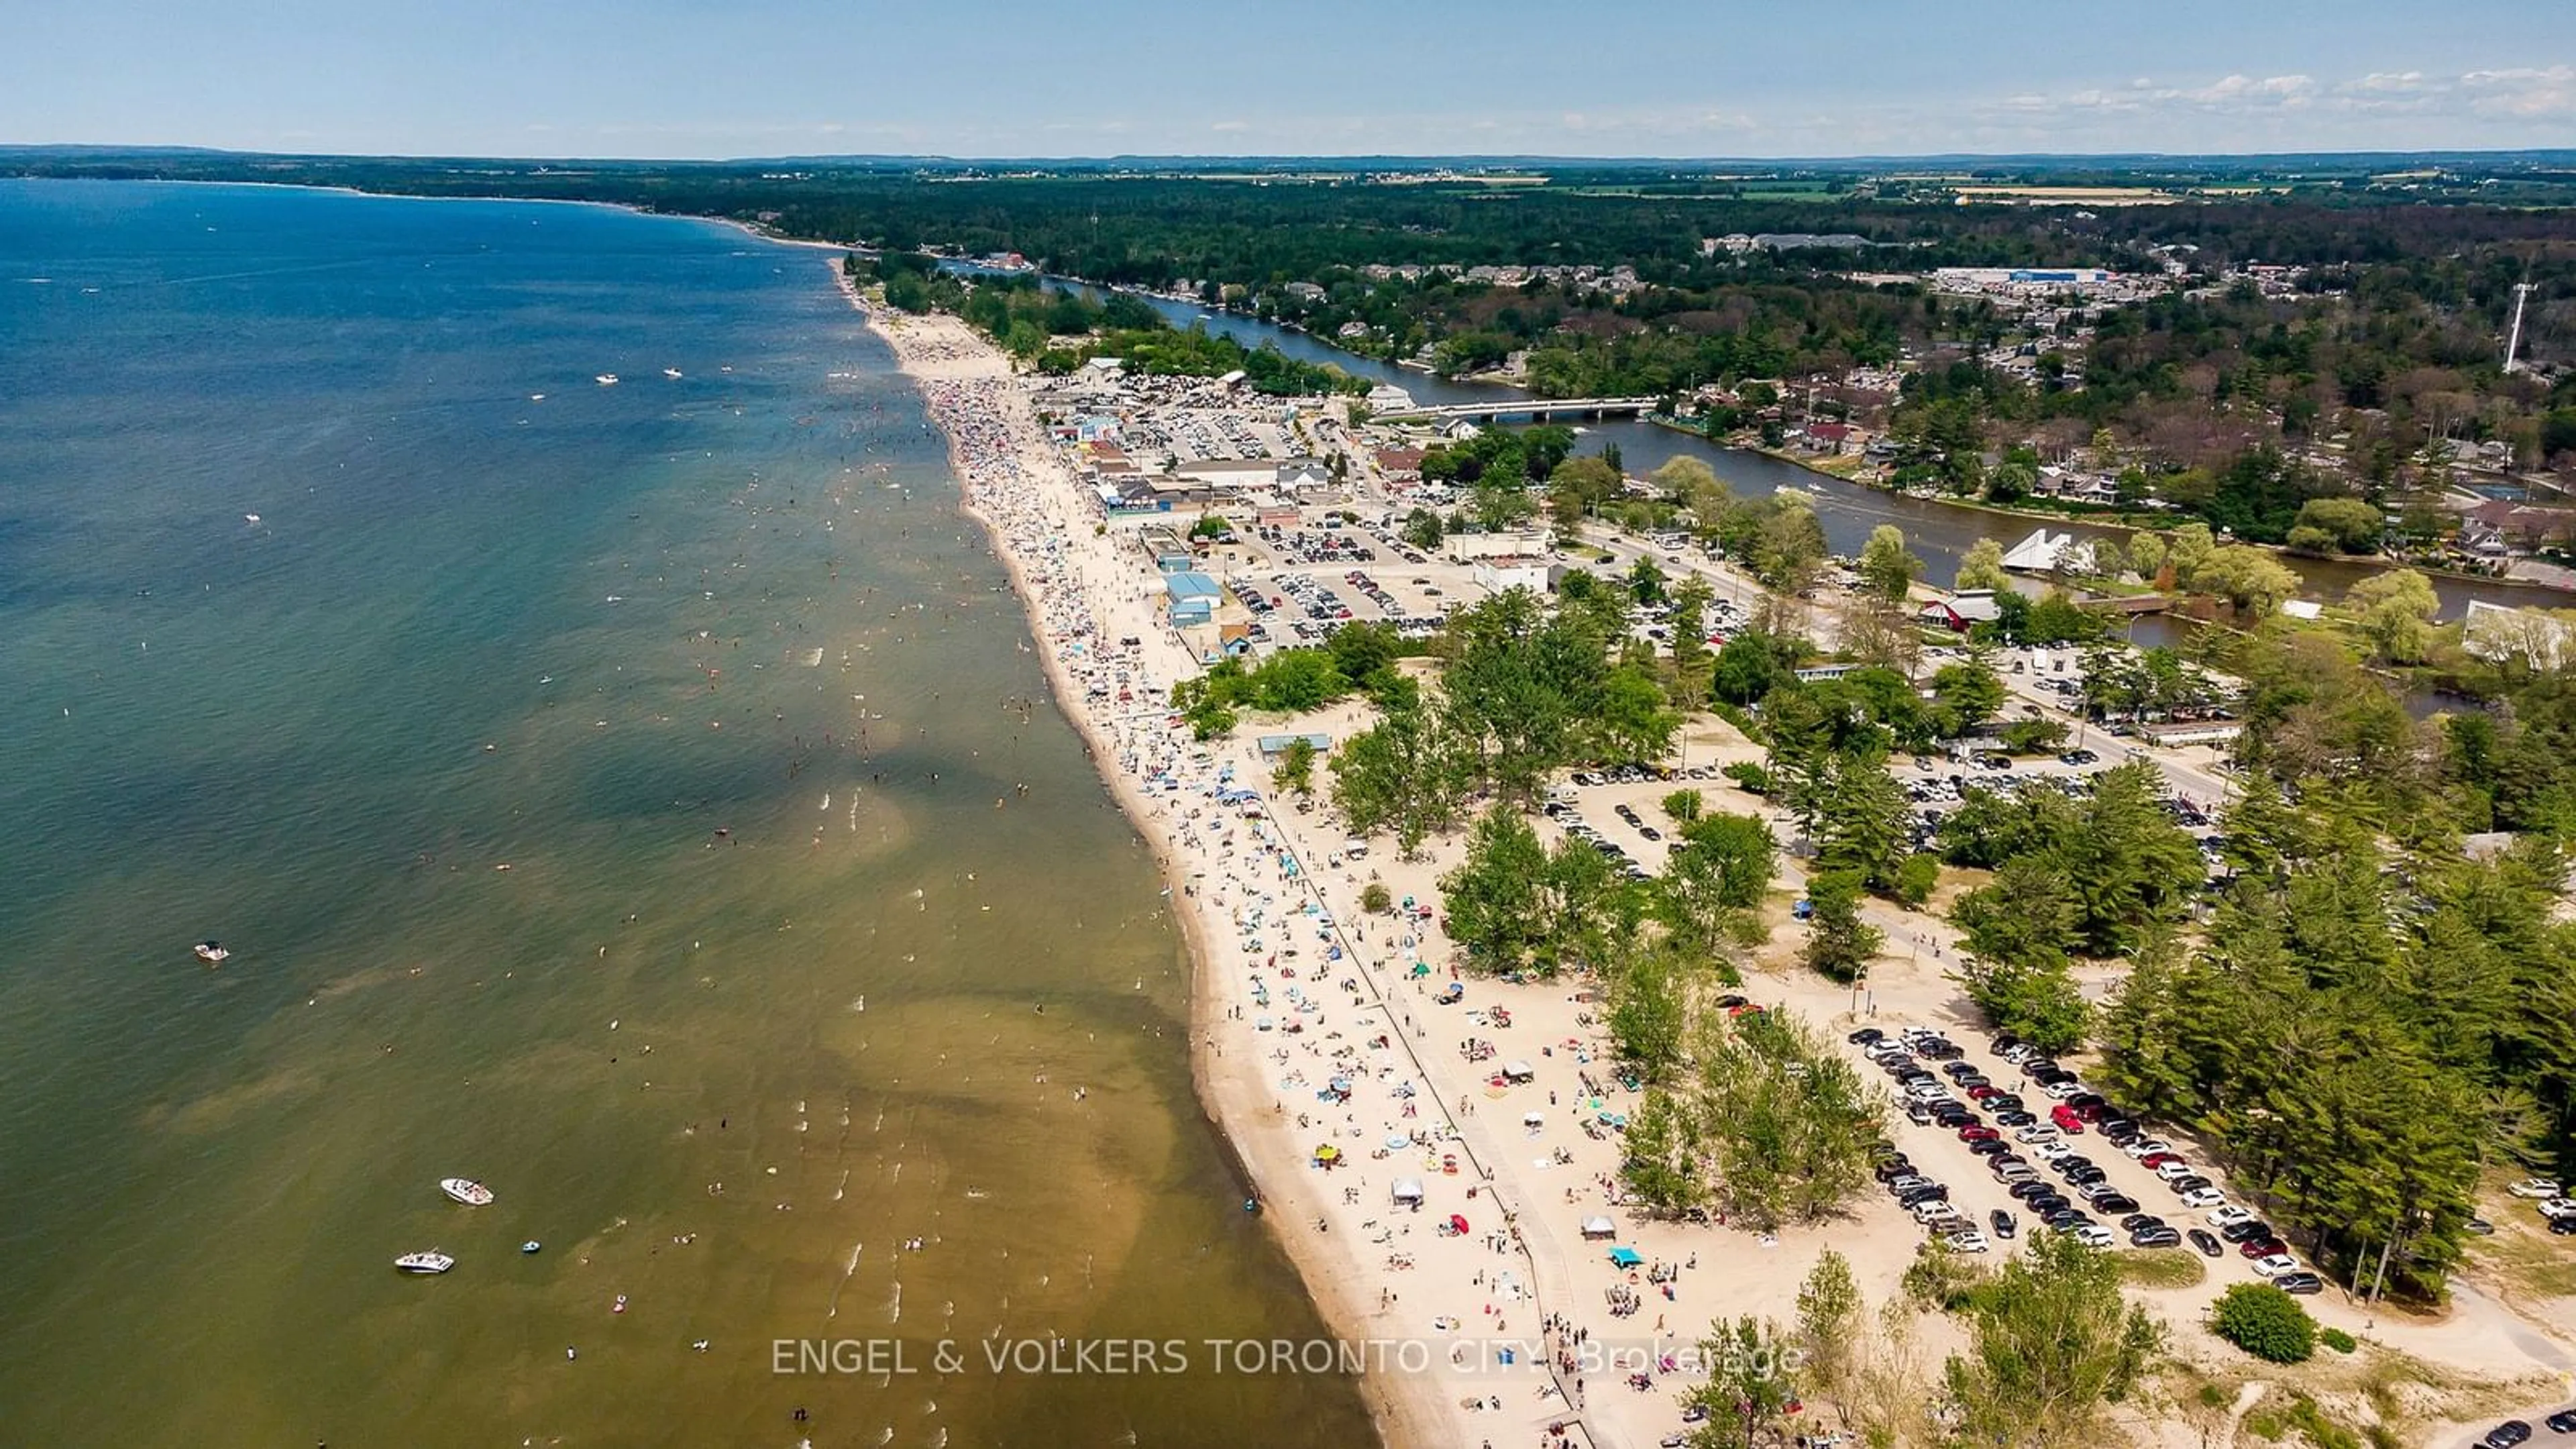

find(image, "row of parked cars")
[1258,526,1377,566]
[1540,797,1654,883]
[1854,1024,2326,1293]
[2477,1410,2576,1448]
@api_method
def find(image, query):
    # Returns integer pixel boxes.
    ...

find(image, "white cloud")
[2460,64,2576,119]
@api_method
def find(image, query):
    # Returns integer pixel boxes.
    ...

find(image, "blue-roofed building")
[1165,571,1222,627]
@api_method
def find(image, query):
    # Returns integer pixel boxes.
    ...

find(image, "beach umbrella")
[1386,1134,1411,1150]
[1523,1111,1545,1127]
[1410,963,1430,977]
[1448,1214,1470,1235]
[1312,1144,1340,1163]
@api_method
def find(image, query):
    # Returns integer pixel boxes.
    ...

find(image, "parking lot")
[1843,1020,2325,1294]
[1892,739,2230,878]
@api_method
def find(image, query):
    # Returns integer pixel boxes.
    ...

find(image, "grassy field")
[2118,1249,2211,1289]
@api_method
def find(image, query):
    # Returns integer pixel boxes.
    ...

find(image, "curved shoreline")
[836,270,1453,1448]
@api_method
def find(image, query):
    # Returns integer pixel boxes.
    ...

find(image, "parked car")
[2072,1224,2118,1248]
[2188,1228,2224,1258]
[2220,1220,2276,1244]
[2208,1205,2256,1230]
[2487,1422,2535,1449]
[1943,1229,1991,1254]
[2507,1179,2563,1199]
[1990,1209,2017,1240]
[2251,1252,2301,1277]
[2131,1226,2182,1248]
[2180,1187,2228,1209]
[2123,1138,2174,1159]
[2543,1411,2576,1434]
[2273,1271,2324,1295]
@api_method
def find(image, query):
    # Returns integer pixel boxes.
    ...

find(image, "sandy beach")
[834,261,2576,1449]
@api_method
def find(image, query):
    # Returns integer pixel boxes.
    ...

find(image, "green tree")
[1619,1086,1705,1213]
[1956,536,2012,592]
[1439,804,1549,972]
[2127,530,2167,584]
[1757,499,1829,592]
[2210,1283,2316,1364]
[1943,1234,2164,1449]
[1659,812,1776,952]
[1271,736,1317,796]
[1600,664,1682,764]
[1688,1317,1799,1449]
[1858,524,1924,604]
[1328,702,1464,856]
[2292,497,2385,554]
[1663,788,1705,824]
[1794,1249,1866,1421]
[1801,869,1882,983]
[1607,943,1689,1081]
[2345,568,2439,665]
[1929,656,2007,737]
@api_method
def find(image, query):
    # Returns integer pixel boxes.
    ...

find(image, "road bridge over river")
[1374,396,1662,425]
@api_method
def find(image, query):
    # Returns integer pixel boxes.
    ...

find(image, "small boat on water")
[193,941,229,964]
[596,373,620,386]
[522,1241,543,1254]
[661,367,682,379]
[395,1251,454,1275]
[439,1177,494,1206]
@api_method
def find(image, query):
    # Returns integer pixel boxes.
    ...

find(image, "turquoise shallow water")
[0,180,1370,1448]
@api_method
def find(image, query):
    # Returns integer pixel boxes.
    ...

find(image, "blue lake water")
[0,179,1368,1448]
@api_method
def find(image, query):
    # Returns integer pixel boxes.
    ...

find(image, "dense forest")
[20,148,2575,540]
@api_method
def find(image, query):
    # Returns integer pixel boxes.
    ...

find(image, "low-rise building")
[1471,555,1556,596]
[1918,590,2003,631]
[1163,571,1222,627]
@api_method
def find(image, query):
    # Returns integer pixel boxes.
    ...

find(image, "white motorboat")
[596,373,619,386]
[395,1251,454,1274]
[193,941,230,964]
[439,1177,494,1206]
[661,367,682,379]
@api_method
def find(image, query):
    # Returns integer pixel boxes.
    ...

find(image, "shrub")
[2212,1283,2316,1364]
[1892,852,1941,908]
[1360,881,1393,914]
[1901,1238,1986,1312]
[2319,1326,2357,1354]
[1723,761,1771,796]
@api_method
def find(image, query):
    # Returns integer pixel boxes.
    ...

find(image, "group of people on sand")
[863,299,1668,1449]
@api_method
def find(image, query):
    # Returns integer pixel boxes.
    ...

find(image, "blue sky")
[3,0,2571,158]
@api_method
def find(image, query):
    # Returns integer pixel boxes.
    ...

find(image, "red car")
[1959,1125,2000,1142]
[2049,1104,2086,1133]
[2239,1237,2288,1260]
[1966,1083,2000,1101]
[2139,1151,2182,1169]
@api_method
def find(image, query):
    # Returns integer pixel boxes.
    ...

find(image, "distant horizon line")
[7,142,2576,169]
